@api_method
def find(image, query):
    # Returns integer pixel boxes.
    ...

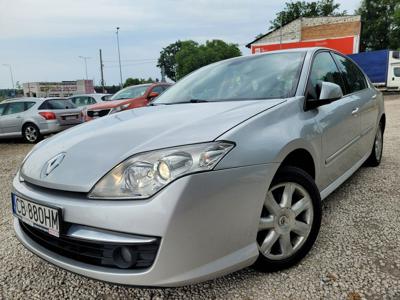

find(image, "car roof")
[70,93,110,97]
[1,97,42,104]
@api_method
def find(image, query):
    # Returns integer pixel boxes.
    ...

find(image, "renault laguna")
[12,48,385,287]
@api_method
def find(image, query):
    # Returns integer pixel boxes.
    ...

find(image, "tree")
[157,41,183,82]
[175,40,241,80]
[123,77,154,88]
[269,0,346,30]
[158,39,241,81]
[357,0,400,51]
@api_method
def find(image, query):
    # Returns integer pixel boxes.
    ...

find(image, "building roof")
[246,15,360,48]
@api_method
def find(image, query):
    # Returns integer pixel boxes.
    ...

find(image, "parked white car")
[68,94,111,108]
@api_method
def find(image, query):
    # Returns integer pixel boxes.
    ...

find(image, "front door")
[307,51,362,188]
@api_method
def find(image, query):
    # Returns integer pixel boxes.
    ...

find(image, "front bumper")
[13,164,277,286]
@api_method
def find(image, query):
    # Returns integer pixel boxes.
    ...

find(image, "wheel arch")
[22,121,40,132]
[278,148,316,180]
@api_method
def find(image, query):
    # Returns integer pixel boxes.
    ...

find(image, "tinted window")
[3,102,25,115]
[0,104,6,115]
[154,52,305,104]
[307,52,345,100]
[101,95,111,101]
[39,99,76,110]
[394,67,400,77]
[151,86,165,94]
[25,102,36,110]
[333,53,367,94]
[393,51,400,59]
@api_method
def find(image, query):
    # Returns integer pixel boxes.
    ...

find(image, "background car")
[0,97,82,143]
[82,83,171,121]
[68,94,111,108]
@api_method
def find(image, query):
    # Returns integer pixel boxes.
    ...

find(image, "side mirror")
[148,91,159,100]
[305,81,343,110]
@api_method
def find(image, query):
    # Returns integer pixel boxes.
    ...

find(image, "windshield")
[154,52,305,104]
[111,85,150,100]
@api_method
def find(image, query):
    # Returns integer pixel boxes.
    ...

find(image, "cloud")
[0,0,361,88]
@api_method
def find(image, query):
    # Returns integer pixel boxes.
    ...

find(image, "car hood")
[21,99,285,192]
[86,98,137,110]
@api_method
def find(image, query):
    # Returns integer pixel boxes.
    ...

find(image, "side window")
[69,97,77,105]
[394,67,400,77]
[0,104,6,115]
[88,97,97,104]
[38,101,49,110]
[307,52,345,100]
[3,102,25,115]
[151,86,164,94]
[332,53,367,94]
[25,102,36,110]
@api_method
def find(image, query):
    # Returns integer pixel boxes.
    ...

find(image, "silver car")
[0,98,82,143]
[11,48,385,286]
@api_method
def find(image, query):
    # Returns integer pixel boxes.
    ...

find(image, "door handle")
[372,94,377,99]
[15,116,22,119]
[352,107,359,115]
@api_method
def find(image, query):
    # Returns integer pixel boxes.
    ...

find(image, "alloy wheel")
[25,126,38,142]
[257,182,314,260]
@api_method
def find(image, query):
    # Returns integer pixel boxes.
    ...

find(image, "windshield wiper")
[188,99,208,103]
[158,99,209,105]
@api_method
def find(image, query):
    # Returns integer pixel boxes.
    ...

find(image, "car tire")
[23,123,42,144]
[365,122,384,167]
[253,166,322,272]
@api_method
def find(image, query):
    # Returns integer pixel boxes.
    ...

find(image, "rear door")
[0,102,25,135]
[309,51,362,186]
[387,51,400,89]
[332,52,378,159]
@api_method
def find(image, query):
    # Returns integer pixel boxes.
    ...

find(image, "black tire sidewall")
[253,166,322,272]
[366,123,383,167]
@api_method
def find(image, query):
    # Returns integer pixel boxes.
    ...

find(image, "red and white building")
[23,80,95,98]
[247,16,361,55]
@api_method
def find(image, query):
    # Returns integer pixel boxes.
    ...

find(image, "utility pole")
[116,27,123,88]
[279,14,283,49]
[161,65,166,83]
[99,49,105,92]
[78,56,91,79]
[2,64,15,89]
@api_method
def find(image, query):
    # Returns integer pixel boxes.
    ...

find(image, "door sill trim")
[320,151,370,200]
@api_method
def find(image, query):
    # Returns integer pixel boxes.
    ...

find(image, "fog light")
[113,246,138,269]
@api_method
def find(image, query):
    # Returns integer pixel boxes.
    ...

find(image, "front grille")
[87,109,110,118]
[20,221,160,270]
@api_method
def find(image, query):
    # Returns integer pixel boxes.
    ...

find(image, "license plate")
[64,115,77,120]
[12,194,61,237]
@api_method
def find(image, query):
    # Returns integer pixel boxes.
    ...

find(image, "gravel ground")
[0,96,400,300]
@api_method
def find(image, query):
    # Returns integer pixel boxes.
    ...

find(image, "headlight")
[109,103,130,115]
[88,141,234,199]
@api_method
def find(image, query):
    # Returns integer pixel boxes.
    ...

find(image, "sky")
[0,0,361,89]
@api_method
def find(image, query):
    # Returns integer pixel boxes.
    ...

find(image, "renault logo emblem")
[44,153,65,176]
